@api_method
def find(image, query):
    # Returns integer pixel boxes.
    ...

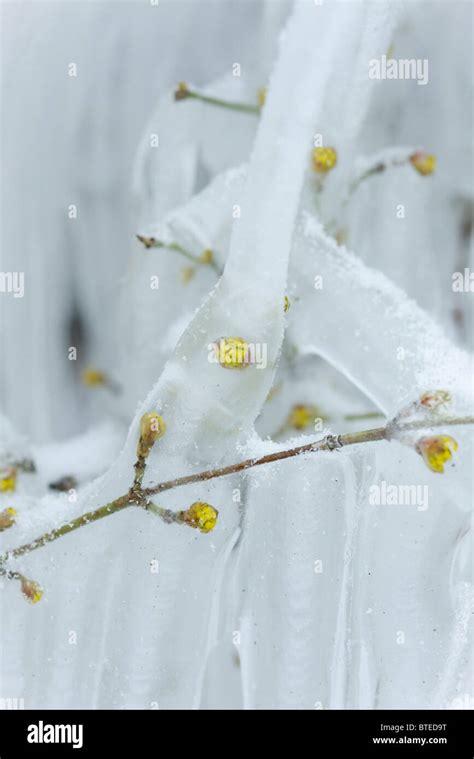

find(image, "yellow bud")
[283,295,290,313]
[312,146,337,174]
[0,466,17,492]
[175,81,190,101]
[257,86,267,108]
[416,435,458,473]
[0,507,17,531]
[214,337,250,369]
[419,390,451,412]
[81,368,106,387]
[182,501,218,533]
[288,404,318,430]
[181,266,195,284]
[137,413,166,458]
[20,575,43,604]
[199,249,214,265]
[409,151,436,176]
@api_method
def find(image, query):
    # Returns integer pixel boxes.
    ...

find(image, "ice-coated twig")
[1,414,472,585]
[174,81,260,115]
[326,147,436,236]
[136,235,222,275]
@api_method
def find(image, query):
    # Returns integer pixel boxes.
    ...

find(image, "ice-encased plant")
[0,0,472,710]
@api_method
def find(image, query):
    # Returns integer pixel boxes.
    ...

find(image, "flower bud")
[288,404,318,430]
[214,337,250,369]
[181,266,195,284]
[257,87,267,108]
[137,413,167,458]
[20,575,43,604]
[409,151,436,176]
[419,390,451,412]
[312,147,337,174]
[416,435,458,473]
[174,81,190,101]
[181,502,218,533]
[81,368,106,387]
[0,507,17,531]
[0,466,17,492]
[199,249,214,265]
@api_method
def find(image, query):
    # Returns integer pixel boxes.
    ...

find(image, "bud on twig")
[312,147,337,174]
[19,574,43,604]
[415,435,458,473]
[174,81,190,101]
[179,502,218,533]
[0,507,17,531]
[0,466,17,493]
[137,413,167,459]
[213,337,250,369]
[409,151,436,176]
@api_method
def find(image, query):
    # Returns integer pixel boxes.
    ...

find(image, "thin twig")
[344,411,384,422]
[136,236,222,275]
[132,455,147,491]
[1,415,472,570]
[182,88,260,115]
[144,415,473,496]
[144,426,387,495]
[326,153,417,236]
[1,494,131,565]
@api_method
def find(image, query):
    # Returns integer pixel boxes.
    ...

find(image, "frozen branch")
[174,81,261,115]
[136,235,223,275]
[1,413,472,596]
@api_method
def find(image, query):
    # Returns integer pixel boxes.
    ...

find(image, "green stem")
[3,494,131,563]
[145,501,183,526]
[344,411,385,421]
[185,89,260,115]
[168,241,202,266]
[138,236,222,275]
[327,155,414,236]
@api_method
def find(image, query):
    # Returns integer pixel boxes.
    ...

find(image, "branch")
[136,236,223,276]
[174,82,260,115]
[326,148,436,236]
[1,415,472,582]
[3,494,131,562]
[143,415,473,495]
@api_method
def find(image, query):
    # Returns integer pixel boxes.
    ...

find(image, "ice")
[1,0,472,712]
[289,215,473,418]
